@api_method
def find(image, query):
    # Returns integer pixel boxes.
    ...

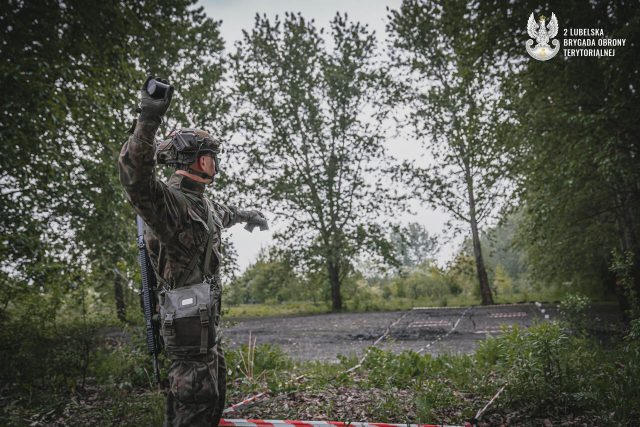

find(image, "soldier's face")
[198,155,216,178]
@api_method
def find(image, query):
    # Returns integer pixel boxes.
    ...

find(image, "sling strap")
[202,199,216,277]
[198,304,209,354]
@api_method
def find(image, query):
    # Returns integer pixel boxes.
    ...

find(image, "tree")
[388,0,512,305]
[231,13,404,310]
[226,249,302,304]
[0,0,230,316]
[474,0,640,313]
[389,222,439,270]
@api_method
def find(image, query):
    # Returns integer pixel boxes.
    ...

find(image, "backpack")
[159,197,217,358]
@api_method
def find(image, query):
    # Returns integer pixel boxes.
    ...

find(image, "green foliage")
[0,316,105,397]
[493,265,513,297]
[4,306,639,424]
[226,341,293,395]
[389,223,439,270]
[91,327,167,390]
[388,0,514,305]
[362,347,429,389]
[610,250,640,320]
[386,262,454,302]
[314,322,639,423]
[0,0,232,323]
[476,0,640,303]
[232,12,405,310]
[226,250,308,305]
[559,293,592,334]
[226,301,330,318]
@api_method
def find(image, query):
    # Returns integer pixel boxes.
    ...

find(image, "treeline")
[227,214,537,310]
[1,0,639,324]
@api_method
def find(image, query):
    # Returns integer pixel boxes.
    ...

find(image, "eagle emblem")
[526,12,560,61]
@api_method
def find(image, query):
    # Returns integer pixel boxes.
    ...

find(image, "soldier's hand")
[243,210,269,233]
[138,76,174,125]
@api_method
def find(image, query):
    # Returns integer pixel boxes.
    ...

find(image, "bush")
[91,324,168,389]
[226,341,294,394]
[0,312,109,398]
[475,321,640,421]
[559,293,591,333]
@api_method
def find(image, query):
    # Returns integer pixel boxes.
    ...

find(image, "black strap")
[202,199,216,277]
[163,312,175,336]
[198,304,209,354]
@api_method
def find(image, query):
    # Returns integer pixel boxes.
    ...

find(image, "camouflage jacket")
[118,122,244,289]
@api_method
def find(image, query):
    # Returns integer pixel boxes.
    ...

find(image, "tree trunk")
[114,269,126,322]
[327,261,342,311]
[464,160,494,305]
[470,218,493,305]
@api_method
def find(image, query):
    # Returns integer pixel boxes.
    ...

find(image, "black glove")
[138,76,174,125]
[242,210,269,233]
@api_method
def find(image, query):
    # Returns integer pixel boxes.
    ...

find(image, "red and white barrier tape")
[223,392,269,414]
[219,419,471,427]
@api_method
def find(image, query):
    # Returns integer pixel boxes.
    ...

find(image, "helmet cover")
[155,128,221,173]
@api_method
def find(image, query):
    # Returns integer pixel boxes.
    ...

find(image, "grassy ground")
[2,293,632,426]
[3,321,638,426]
[225,302,332,318]
[225,290,568,319]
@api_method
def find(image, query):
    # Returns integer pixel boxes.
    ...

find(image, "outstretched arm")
[214,203,269,232]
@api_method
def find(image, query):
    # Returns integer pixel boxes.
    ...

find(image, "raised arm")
[118,77,182,239]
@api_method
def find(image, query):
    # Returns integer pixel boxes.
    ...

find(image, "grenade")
[146,78,170,99]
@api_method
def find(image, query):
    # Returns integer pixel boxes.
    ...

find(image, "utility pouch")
[160,282,216,357]
[159,197,217,358]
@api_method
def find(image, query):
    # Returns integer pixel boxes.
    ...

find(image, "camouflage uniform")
[118,121,249,426]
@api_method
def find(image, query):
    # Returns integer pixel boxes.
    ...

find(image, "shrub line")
[224,309,413,414]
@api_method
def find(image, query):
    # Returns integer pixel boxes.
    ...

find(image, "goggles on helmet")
[155,128,222,176]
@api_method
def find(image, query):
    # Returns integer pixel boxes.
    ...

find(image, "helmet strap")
[186,167,215,181]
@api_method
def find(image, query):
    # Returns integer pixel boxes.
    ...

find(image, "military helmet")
[155,128,221,173]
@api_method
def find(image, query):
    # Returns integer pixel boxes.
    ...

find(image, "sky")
[198,0,461,272]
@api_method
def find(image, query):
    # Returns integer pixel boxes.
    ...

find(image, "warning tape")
[219,419,471,427]
[223,392,269,414]
[346,310,412,374]
[474,383,506,422]
[413,302,535,310]
[417,306,471,354]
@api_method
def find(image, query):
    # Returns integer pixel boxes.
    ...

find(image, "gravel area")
[221,302,621,362]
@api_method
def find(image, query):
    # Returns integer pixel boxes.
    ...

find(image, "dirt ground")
[222,302,622,361]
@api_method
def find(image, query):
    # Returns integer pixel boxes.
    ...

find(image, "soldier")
[118,77,268,427]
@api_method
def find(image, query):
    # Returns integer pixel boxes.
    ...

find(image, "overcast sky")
[198,0,461,272]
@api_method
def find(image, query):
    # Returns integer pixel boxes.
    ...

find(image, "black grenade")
[146,78,171,99]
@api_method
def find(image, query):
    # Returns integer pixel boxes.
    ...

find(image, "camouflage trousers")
[163,346,226,427]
